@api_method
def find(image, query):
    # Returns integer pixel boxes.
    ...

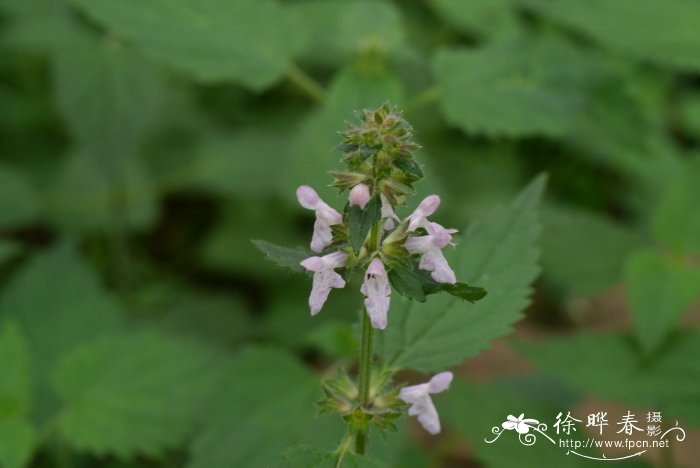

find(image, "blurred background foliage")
[0,0,699,466]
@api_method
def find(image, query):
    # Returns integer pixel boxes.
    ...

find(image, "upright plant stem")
[355,222,380,454]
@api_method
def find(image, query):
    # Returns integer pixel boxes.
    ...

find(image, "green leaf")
[188,348,319,468]
[0,242,21,265]
[525,0,700,72]
[625,250,700,354]
[440,380,592,468]
[51,32,166,170]
[651,159,700,256]
[541,204,642,295]
[53,332,226,457]
[0,419,35,468]
[0,244,125,420]
[441,282,487,303]
[272,445,388,468]
[521,331,700,426]
[379,175,545,372]
[348,195,381,253]
[432,38,601,137]
[252,240,312,273]
[69,0,303,89]
[0,322,31,420]
[0,165,40,228]
[428,0,519,40]
[46,152,158,233]
[388,264,428,302]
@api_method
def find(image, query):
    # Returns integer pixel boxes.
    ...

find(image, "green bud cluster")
[331,103,423,205]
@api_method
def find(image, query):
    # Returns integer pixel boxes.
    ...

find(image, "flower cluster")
[288,105,480,436]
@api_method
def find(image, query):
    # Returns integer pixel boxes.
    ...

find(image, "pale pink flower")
[360,258,391,329]
[300,251,348,315]
[297,185,343,252]
[407,195,441,232]
[380,194,400,230]
[399,371,453,435]
[348,183,371,209]
[404,222,458,284]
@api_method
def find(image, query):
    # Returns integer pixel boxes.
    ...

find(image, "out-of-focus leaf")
[440,380,593,467]
[272,445,388,467]
[252,240,311,273]
[651,158,700,256]
[52,33,165,171]
[0,242,21,264]
[521,332,700,425]
[0,244,125,420]
[0,322,31,419]
[379,175,545,372]
[201,201,307,276]
[186,131,290,199]
[0,165,40,228]
[46,152,158,233]
[0,420,35,468]
[428,0,519,40]
[284,65,404,202]
[292,0,406,66]
[69,0,303,90]
[0,322,35,468]
[189,348,319,468]
[525,0,700,72]
[625,250,700,354]
[432,38,603,137]
[541,204,642,295]
[53,332,226,457]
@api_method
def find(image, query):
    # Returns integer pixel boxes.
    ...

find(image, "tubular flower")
[404,221,458,284]
[349,183,371,209]
[300,251,348,315]
[297,185,343,252]
[398,372,453,435]
[360,258,391,329]
[380,194,400,230]
[407,195,441,232]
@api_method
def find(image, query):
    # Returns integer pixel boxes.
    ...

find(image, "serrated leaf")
[388,265,427,302]
[69,0,302,89]
[0,244,125,421]
[379,175,545,372]
[625,250,700,354]
[432,39,601,137]
[525,0,700,72]
[520,331,700,426]
[188,348,319,468]
[0,419,35,468]
[53,332,226,457]
[541,204,642,295]
[272,445,388,468]
[348,195,381,253]
[253,240,311,273]
[0,322,31,420]
[441,282,487,303]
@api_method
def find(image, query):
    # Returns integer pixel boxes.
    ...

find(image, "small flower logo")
[502,414,540,434]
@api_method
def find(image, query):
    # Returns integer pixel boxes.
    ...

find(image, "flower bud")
[349,183,371,209]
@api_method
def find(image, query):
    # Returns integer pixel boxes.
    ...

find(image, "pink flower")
[300,251,348,315]
[297,185,343,252]
[360,258,391,329]
[404,222,457,284]
[407,195,441,232]
[349,183,371,209]
[399,371,453,435]
[380,194,400,230]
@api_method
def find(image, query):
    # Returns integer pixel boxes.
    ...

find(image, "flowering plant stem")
[355,220,380,454]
